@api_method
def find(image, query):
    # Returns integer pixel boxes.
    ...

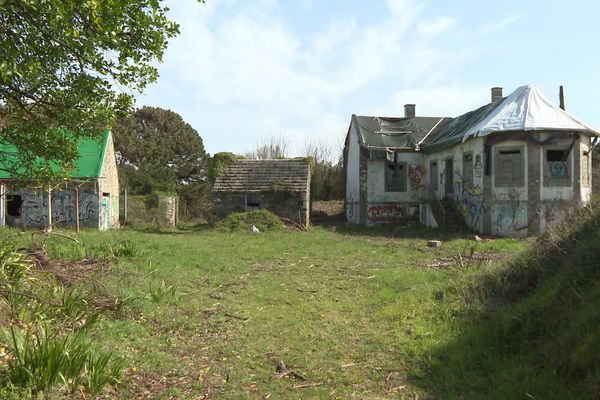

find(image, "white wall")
[365,152,423,225]
[345,122,361,224]
[424,138,485,232]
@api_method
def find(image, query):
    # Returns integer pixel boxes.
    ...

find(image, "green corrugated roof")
[421,100,504,154]
[0,130,109,179]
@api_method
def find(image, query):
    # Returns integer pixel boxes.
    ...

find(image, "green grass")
[0,212,595,399]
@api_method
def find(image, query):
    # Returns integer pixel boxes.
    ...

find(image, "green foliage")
[208,152,240,184]
[114,106,210,219]
[422,202,600,399]
[0,0,196,180]
[113,106,208,193]
[0,241,125,396]
[215,209,283,232]
[6,326,122,394]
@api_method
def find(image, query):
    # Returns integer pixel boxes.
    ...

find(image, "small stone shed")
[0,130,120,230]
[212,159,311,227]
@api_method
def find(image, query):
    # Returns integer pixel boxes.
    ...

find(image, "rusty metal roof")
[212,159,311,192]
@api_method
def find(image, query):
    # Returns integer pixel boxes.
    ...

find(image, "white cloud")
[138,0,522,156]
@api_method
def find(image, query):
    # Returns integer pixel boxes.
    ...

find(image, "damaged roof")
[213,159,311,192]
[352,115,451,150]
[423,85,600,153]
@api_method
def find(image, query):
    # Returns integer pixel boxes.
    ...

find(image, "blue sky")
[138,0,600,158]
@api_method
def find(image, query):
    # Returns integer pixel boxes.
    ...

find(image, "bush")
[215,209,283,232]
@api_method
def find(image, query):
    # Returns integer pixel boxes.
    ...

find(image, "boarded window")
[246,193,261,210]
[544,148,571,187]
[494,146,524,187]
[582,149,591,187]
[462,153,473,185]
[386,161,406,192]
[430,160,438,191]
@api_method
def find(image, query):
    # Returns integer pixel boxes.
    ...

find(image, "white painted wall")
[365,152,422,225]
[580,136,593,203]
[424,138,485,232]
[345,122,361,224]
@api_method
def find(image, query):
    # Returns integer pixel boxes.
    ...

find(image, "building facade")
[0,130,120,230]
[344,85,597,236]
[213,159,311,227]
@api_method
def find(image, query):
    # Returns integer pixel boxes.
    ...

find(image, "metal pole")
[75,185,80,233]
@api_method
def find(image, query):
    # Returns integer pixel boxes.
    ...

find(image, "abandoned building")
[0,130,120,230]
[212,159,311,227]
[344,85,598,236]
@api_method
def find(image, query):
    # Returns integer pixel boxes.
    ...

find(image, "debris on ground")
[427,251,507,268]
[427,240,442,248]
[273,361,307,381]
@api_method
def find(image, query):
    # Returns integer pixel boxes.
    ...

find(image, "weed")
[148,280,176,303]
[113,240,139,258]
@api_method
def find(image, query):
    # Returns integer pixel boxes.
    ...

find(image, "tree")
[0,0,199,180]
[112,106,208,194]
[245,135,290,160]
[303,137,344,201]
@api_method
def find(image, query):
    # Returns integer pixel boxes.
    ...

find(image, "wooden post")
[124,188,128,223]
[47,187,52,232]
[75,185,80,233]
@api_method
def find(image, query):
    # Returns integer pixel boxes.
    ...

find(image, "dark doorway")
[445,158,453,198]
[6,194,22,217]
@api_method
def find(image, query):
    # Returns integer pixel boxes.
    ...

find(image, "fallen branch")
[296,288,318,293]
[224,312,250,322]
[279,217,308,232]
[293,382,324,389]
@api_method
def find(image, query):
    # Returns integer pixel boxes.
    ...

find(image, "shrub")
[214,209,283,232]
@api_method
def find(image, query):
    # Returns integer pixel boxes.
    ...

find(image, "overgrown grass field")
[0,208,598,399]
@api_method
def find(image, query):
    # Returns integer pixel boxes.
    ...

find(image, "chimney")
[559,85,565,110]
[404,104,416,118]
[491,87,503,102]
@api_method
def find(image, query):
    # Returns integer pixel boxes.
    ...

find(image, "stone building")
[212,159,311,227]
[344,85,598,236]
[0,130,120,230]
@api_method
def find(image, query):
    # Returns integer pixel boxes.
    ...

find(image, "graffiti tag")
[367,205,405,222]
[408,165,423,190]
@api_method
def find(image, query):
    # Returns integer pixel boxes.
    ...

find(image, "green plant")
[6,326,123,394]
[85,352,124,394]
[148,280,176,303]
[113,240,139,258]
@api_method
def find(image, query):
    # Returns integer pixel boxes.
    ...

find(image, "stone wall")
[213,190,309,227]
[122,194,178,228]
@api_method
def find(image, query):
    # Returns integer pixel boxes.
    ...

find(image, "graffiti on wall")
[474,154,483,177]
[494,203,527,233]
[18,190,99,228]
[408,165,423,190]
[367,205,405,223]
[22,193,47,227]
[549,161,568,178]
[454,172,485,227]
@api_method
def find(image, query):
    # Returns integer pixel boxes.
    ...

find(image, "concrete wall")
[426,138,486,231]
[364,151,423,225]
[213,190,310,227]
[345,122,361,224]
[421,132,592,236]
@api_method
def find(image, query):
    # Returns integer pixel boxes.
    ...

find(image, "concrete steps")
[441,199,468,232]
